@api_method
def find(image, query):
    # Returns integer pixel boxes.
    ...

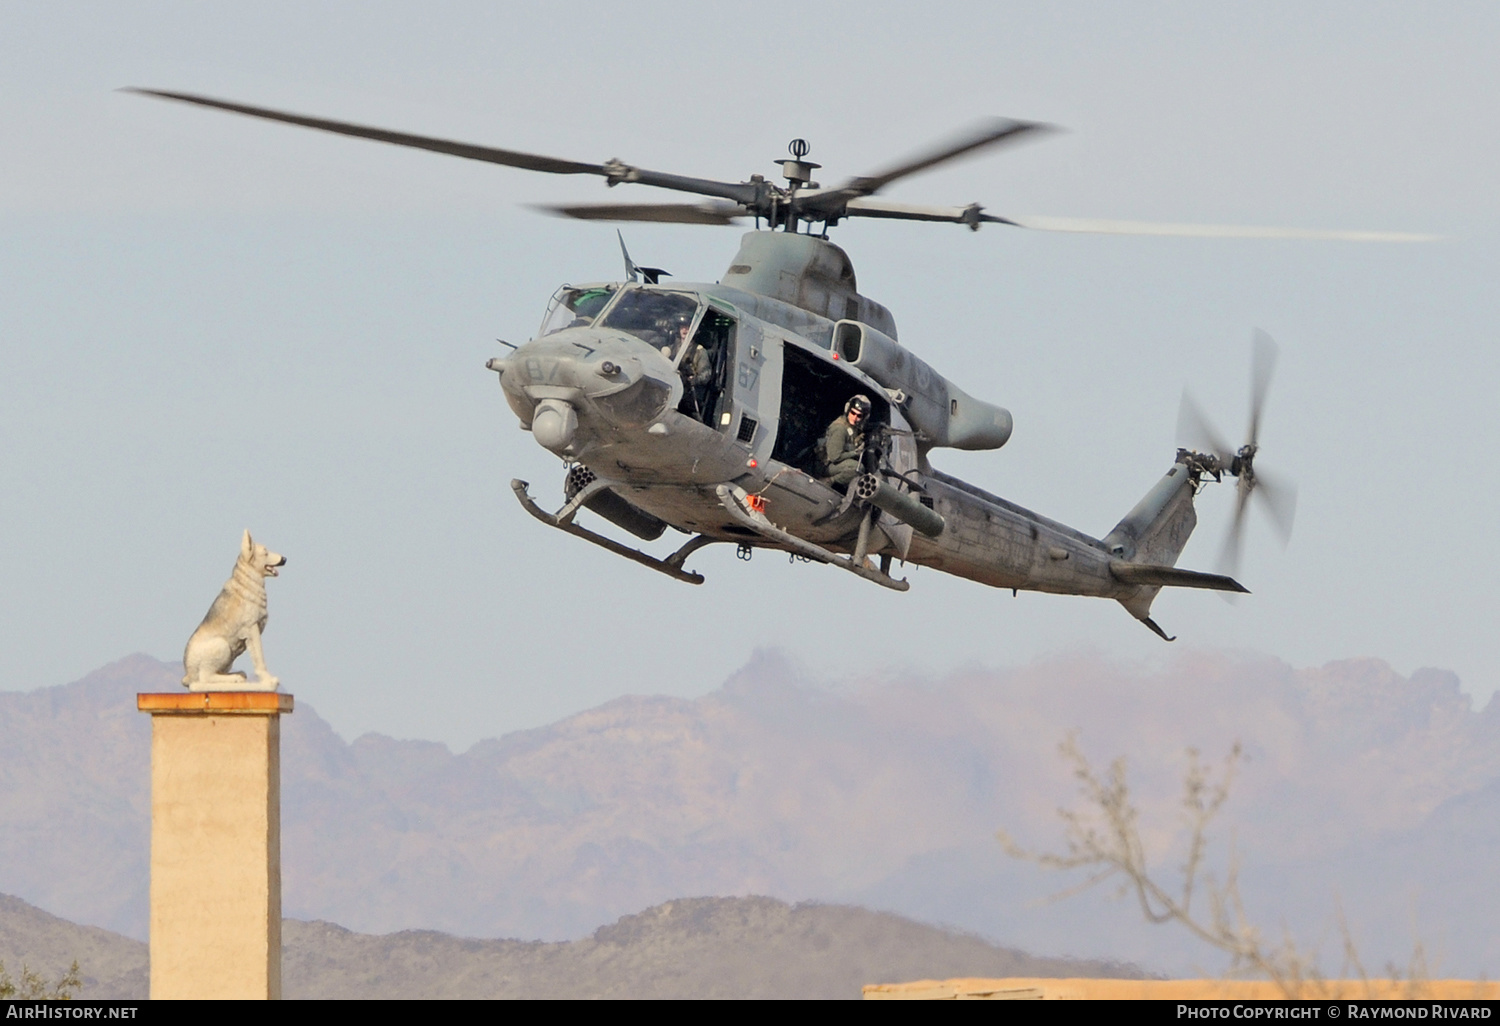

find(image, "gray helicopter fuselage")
[493,232,1213,630]
[122,90,1300,638]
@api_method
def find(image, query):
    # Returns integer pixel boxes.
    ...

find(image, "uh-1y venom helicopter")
[130,89,1430,639]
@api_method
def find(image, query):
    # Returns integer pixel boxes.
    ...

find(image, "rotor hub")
[1230,443,1258,481]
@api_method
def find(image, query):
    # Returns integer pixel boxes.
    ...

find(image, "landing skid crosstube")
[511,479,715,585]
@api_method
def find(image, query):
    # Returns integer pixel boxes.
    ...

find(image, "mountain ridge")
[2,649,1495,975]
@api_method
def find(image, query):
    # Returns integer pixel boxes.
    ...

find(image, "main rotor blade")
[125,88,764,206]
[1002,214,1441,242]
[1177,390,1234,463]
[837,118,1054,198]
[1247,329,1278,447]
[536,202,747,226]
[125,88,609,175]
[842,197,1016,227]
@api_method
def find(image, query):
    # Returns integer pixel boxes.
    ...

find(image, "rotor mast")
[776,138,821,233]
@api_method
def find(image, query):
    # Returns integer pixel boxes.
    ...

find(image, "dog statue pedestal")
[137,690,293,1000]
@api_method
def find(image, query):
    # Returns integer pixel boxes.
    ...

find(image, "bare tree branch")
[999,735,1330,997]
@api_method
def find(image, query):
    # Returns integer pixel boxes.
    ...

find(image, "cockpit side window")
[539,286,618,337]
[600,290,703,353]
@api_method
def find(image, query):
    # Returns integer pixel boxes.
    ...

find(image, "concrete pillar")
[137,691,293,1000]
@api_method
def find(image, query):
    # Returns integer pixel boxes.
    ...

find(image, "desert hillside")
[1,650,1495,975]
[0,892,1134,999]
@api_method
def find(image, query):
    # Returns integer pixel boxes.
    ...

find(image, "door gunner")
[821,394,872,488]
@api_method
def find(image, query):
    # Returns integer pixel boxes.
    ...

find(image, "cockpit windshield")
[538,285,618,337]
[600,290,703,355]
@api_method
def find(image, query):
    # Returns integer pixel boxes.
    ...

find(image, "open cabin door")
[771,343,890,476]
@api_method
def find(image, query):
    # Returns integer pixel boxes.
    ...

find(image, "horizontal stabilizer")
[1109,561,1248,594]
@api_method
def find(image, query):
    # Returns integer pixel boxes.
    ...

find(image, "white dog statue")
[182,530,287,692]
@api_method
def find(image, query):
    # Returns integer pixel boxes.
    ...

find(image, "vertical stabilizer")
[1103,460,1202,638]
[1103,461,1198,566]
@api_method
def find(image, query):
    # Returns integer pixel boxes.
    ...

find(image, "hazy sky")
[2,2,1497,747]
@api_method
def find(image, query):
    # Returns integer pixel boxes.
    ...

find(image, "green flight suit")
[822,415,866,487]
[686,343,714,388]
[680,342,716,422]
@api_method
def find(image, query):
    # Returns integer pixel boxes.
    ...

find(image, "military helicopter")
[128,90,1425,639]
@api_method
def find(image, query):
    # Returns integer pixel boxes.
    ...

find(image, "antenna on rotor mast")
[778,138,820,233]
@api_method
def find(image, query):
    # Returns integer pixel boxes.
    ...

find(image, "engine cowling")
[833,321,1012,451]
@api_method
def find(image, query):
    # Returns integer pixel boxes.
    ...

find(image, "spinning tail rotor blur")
[1177,330,1298,587]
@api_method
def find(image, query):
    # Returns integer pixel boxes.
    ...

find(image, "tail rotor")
[1177,330,1298,584]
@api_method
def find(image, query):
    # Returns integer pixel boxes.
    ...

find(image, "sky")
[2,1,1497,748]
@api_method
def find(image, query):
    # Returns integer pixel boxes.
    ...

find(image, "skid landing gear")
[511,479,715,585]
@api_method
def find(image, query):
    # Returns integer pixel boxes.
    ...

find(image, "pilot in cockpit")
[671,313,695,358]
[677,313,717,419]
